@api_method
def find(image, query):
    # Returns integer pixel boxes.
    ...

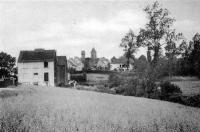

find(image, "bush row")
[108,73,200,108]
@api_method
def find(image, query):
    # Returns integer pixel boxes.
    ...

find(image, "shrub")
[96,85,116,94]
[160,81,182,100]
[168,93,185,104]
[121,80,137,96]
[71,74,86,82]
[185,94,200,107]
[108,73,124,88]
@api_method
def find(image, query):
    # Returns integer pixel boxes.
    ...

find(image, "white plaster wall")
[110,63,133,71]
[18,62,55,86]
[110,64,121,70]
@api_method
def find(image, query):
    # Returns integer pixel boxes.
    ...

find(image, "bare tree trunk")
[147,47,151,63]
[152,45,160,68]
[127,56,130,70]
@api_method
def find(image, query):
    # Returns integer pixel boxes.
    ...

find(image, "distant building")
[82,48,110,71]
[68,57,84,71]
[18,49,69,86]
[110,56,133,71]
[97,57,110,70]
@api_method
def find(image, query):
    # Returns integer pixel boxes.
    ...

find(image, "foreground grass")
[0,86,200,132]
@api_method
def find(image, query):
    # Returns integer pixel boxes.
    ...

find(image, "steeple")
[91,48,97,59]
[81,50,85,63]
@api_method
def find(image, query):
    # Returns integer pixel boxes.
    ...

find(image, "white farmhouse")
[18,49,69,86]
[110,56,134,71]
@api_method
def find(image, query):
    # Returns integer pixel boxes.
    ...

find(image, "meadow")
[165,76,200,96]
[173,81,200,95]
[0,85,200,132]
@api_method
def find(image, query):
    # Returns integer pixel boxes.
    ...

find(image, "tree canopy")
[0,52,16,78]
[137,1,175,67]
[120,29,139,68]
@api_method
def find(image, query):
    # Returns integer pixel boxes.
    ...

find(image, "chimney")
[34,48,45,52]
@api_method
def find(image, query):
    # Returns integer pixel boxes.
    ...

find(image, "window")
[34,73,38,75]
[44,72,49,81]
[44,61,48,68]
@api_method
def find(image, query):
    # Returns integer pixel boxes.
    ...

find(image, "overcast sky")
[0,0,200,60]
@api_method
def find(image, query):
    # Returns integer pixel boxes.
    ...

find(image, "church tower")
[81,50,85,62]
[91,48,97,59]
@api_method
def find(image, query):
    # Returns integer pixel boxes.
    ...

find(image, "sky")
[0,0,200,60]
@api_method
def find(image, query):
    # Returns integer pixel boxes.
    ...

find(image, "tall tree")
[189,33,200,77]
[120,29,139,69]
[0,52,16,78]
[137,1,175,68]
[164,29,184,76]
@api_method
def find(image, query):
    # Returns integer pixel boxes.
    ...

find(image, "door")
[44,72,49,86]
[33,72,39,85]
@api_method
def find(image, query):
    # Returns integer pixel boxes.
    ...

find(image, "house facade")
[18,49,68,86]
[110,56,134,71]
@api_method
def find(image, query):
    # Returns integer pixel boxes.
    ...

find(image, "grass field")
[173,81,200,95]
[0,85,200,132]
[165,76,200,96]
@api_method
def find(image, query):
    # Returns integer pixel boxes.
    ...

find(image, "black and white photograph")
[0,0,200,131]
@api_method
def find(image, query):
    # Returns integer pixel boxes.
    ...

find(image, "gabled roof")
[57,56,67,65]
[18,49,56,63]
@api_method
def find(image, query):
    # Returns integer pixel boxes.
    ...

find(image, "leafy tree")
[189,33,200,77]
[175,40,193,75]
[137,1,175,68]
[164,29,184,76]
[0,52,16,78]
[120,29,139,69]
[135,55,149,74]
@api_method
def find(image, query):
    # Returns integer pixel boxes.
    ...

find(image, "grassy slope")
[0,86,200,132]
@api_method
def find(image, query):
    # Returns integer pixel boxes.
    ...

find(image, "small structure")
[56,56,69,86]
[18,49,69,86]
[110,56,134,71]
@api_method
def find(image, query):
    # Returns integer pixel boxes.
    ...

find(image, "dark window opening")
[44,72,49,81]
[44,61,48,68]
[34,73,38,75]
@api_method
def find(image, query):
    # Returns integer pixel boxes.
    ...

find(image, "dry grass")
[0,85,200,132]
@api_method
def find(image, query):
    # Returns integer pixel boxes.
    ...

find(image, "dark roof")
[57,56,67,65]
[111,56,127,64]
[85,58,99,63]
[18,49,56,63]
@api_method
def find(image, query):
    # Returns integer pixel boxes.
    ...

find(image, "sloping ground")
[0,85,200,132]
